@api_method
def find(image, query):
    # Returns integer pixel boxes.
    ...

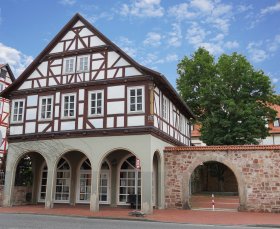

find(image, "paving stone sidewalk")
[0,205,280,226]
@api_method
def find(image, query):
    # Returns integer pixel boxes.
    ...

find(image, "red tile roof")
[164,144,280,152]
[0,64,4,68]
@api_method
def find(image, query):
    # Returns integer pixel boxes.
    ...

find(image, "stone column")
[90,169,100,212]
[140,160,153,214]
[45,160,56,209]
[3,148,17,207]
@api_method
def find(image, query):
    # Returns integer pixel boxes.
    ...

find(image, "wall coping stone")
[164,145,280,152]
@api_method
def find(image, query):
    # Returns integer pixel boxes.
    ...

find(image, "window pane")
[130,90,135,96]
[137,89,142,96]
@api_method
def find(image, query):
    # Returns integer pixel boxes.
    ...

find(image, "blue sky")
[0,0,280,93]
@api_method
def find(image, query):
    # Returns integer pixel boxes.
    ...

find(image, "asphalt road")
[0,213,275,229]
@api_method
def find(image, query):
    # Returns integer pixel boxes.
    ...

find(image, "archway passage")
[14,152,47,205]
[189,161,240,211]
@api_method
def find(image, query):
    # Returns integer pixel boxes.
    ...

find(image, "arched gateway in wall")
[183,157,246,210]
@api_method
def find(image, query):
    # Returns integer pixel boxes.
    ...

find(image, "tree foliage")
[177,47,280,145]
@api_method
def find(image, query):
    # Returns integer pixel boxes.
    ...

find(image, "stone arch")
[98,147,140,170]
[54,148,93,170]
[12,150,48,205]
[54,149,91,205]
[182,155,246,210]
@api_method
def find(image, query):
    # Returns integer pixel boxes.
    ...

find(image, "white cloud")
[199,42,224,55]
[168,0,232,34]
[83,12,114,23]
[168,23,182,47]
[268,34,280,52]
[143,32,162,47]
[186,23,207,45]
[168,3,197,21]
[140,53,158,65]
[120,0,164,18]
[247,42,269,63]
[261,2,280,15]
[165,54,178,62]
[59,0,76,5]
[272,78,279,84]
[224,41,239,49]
[190,0,213,13]
[237,4,253,13]
[0,43,33,77]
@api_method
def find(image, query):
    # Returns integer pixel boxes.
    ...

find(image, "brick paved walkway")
[0,204,280,226]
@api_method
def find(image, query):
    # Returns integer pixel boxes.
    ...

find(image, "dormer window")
[64,57,75,74]
[78,55,89,72]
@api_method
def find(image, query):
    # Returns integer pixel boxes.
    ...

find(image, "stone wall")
[164,145,280,213]
[0,186,32,206]
[12,186,33,205]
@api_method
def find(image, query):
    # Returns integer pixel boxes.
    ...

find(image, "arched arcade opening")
[189,161,240,210]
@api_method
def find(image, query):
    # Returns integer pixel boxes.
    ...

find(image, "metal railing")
[0,170,4,185]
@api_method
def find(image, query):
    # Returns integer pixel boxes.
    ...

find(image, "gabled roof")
[0,63,15,82]
[0,13,195,119]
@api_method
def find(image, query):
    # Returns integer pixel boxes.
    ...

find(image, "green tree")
[177,47,279,145]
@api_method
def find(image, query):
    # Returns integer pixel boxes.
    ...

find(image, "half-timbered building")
[1,14,194,214]
[0,64,14,169]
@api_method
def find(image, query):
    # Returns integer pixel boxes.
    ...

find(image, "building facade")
[1,14,194,214]
[0,64,14,169]
[191,104,280,146]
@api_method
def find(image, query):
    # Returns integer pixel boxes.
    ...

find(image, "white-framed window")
[77,55,89,72]
[11,99,25,123]
[179,115,185,133]
[128,86,145,113]
[162,96,168,120]
[39,96,53,120]
[88,90,104,116]
[62,93,76,118]
[64,57,76,74]
[274,118,280,127]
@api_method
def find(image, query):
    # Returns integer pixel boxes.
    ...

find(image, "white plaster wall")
[73,20,84,28]
[38,62,48,76]
[107,117,114,128]
[61,121,75,131]
[90,36,105,47]
[107,51,119,67]
[107,101,124,114]
[117,116,124,127]
[51,66,61,75]
[50,42,64,54]
[19,81,32,90]
[89,118,103,128]
[79,28,93,37]
[127,116,145,126]
[125,67,141,76]
[9,126,23,135]
[27,95,38,107]
[26,108,37,120]
[107,86,125,99]
[25,122,36,133]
